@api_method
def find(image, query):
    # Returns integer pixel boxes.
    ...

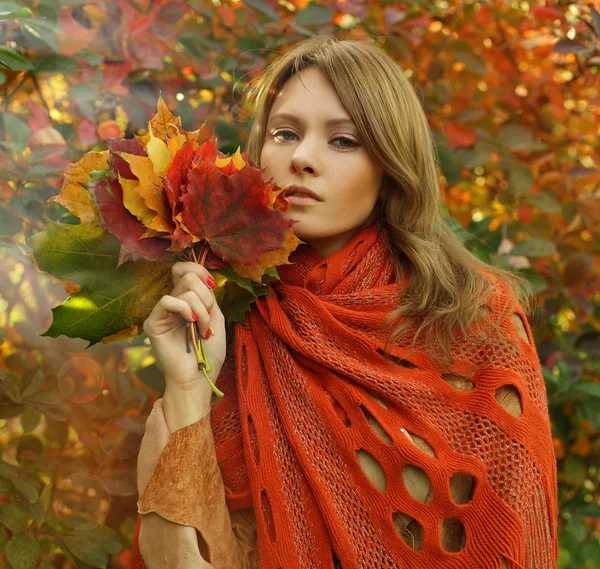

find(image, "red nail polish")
[205,328,212,340]
[207,275,217,289]
[191,312,198,321]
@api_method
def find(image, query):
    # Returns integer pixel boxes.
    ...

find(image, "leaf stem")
[185,240,223,397]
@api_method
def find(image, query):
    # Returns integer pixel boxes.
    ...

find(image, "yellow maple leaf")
[175,212,201,243]
[215,147,247,171]
[149,96,182,140]
[119,175,158,228]
[120,154,172,232]
[166,125,188,158]
[232,229,304,283]
[49,151,108,224]
[146,124,172,176]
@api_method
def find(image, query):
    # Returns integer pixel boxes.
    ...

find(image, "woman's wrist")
[162,382,213,433]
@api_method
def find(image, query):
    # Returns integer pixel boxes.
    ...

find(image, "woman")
[132,34,558,569]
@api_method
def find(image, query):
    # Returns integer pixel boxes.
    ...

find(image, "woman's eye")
[270,130,358,149]
[271,129,297,142]
[332,136,358,149]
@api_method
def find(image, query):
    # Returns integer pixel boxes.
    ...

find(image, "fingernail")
[207,275,217,289]
[205,328,212,340]
[191,312,198,321]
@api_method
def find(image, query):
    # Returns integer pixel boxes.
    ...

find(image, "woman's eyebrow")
[268,113,356,129]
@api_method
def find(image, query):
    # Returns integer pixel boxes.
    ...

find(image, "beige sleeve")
[136,411,259,569]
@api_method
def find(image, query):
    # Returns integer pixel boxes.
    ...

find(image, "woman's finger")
[177,290,212,338]
[171,261,217,291]
[171,271,216,315]
[158,294,196,323]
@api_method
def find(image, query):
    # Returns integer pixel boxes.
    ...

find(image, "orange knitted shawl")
[139,220,558,568]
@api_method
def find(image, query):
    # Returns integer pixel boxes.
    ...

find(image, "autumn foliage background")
[0,1,599,568]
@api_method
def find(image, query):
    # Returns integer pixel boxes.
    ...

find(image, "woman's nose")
[290,141,319,175]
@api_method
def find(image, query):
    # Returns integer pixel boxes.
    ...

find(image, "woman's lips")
[284,194,321,206]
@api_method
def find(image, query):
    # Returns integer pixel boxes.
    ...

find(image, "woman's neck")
[304,212,378,260]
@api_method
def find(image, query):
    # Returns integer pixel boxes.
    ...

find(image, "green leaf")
[525,191,562,214]
[562,456,587,485]
[0,477,12,493]
[33,54,79,73]
[136,362,165,393]
[20,406,41,432]
[0,70,6,84]
[243,0,280,21]
[213,267,257,295]
[28,222,172,345]
[63,534,109,569]
[0,46,33,70]
[572,381,600,398]
[0,2,32,20]
[294,4,332,25]
[517,268,547,294]
[576,501,600,517]
[263,266,279,281]
[177,36,206,63]
[592,7,600,38]
[0,370,22,403]
[216,279,270,326]
[0,504,29,532]
[20,366,44,399]
[70,84,96,101]
[510,238,557,257]
[453,50,486,75]
[3,113,32,154]
[553,39,591,55]
[6,533,43,569]
[39,482,52,520]
[0,204,22,236]
[497,124,548,152]
[22,17,59,52]
[507,162,534,195]
[433,131,462,183]
[76,525,122,555]
[0,404,24,419]
[0,461,40,503]
[25,389,69,422]
[10,477,39,504]
[37,0,61,24]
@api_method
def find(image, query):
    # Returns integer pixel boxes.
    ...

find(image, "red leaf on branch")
[531,6,566,23]
[444,122,478,148]
[26,99,51,131]
[103,61,133,95]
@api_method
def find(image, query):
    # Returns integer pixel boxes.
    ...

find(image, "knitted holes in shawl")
[354,309,535,559]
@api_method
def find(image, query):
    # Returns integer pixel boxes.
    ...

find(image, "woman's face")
[260,66,384,259]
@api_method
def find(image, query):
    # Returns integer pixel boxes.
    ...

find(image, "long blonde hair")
[237,33,536,369]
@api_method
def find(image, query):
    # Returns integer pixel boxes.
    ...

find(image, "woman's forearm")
[139,512,214,569]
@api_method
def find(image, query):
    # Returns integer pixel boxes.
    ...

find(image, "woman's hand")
[143,262,226,400]
[137,398,215,569]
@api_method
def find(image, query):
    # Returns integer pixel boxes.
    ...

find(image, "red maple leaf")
[109,137,147,179]
[89,177,171,266]
[179,161,296,267]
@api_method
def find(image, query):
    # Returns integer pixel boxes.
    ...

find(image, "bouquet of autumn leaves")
[27,98,302,397]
